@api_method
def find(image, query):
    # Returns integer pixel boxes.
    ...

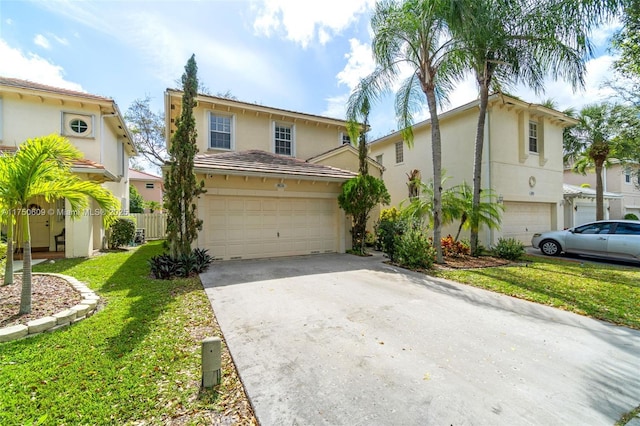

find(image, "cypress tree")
[165,54,206,258]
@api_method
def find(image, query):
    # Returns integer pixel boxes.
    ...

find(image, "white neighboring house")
[564,162,640,224]
[562,184,623,228]
[0,77,136,257]
[369,94,577,246]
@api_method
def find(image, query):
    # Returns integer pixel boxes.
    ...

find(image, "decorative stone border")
[0,273,100,343]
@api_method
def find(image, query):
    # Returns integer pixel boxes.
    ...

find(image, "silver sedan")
[531,220,640,263]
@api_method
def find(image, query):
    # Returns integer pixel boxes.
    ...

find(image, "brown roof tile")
[193,150,357,181]
[0,76,112,102]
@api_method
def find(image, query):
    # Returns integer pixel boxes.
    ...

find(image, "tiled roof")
[193,150,357,181]
[0,77,111,102]
[129,169,162,181]
[563,184,622,199]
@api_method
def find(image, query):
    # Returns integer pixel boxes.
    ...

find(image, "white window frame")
[208,112,235,151]
[528,121,538,153]
[273,122,295,156]
[624,169,632,185]
[340,132,351,145]
[61,112,94,138]
[395,141,404,164]
[376,154,383,166]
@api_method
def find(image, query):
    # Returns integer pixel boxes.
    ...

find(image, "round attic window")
[69,118,89,134]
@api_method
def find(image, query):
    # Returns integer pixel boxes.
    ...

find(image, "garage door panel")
[502,202,551,244]
[204,195,338,260]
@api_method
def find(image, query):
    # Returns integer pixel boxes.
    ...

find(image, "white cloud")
[336,38,375,90]
[589,18,622,48]
[5,18,13,25]
[251,0,375,48]
[33,34,51,49]
[51,34,69,46]
[322,93,349,119]
[0,39,84,91]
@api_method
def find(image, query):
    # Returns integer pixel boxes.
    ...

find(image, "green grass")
[0,241,251,425]
[433,255,640,329]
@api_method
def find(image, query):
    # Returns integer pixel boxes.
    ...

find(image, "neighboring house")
[0,77,135,257]
[164,89,383,260]
[369,94,577,246]
[129,168,164,211]
[562,183,623,228]
[564,162,640,224]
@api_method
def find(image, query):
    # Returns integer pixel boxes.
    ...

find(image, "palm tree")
[346,0,462,263]
[564,103,640,220]
[0,134,119,314]
[449,0,595,255]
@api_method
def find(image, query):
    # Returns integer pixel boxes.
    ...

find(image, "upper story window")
[62,112,93,138]
[209,113,233,150]
[376,154,383,165]
[145,183,155,189]
[274,123,294,156]
[341,132,351,145]
[395,141,404,164]
[625,169,632,184]
[528,122,538,153]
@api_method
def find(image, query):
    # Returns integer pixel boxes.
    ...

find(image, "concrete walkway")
[201,253,640,425]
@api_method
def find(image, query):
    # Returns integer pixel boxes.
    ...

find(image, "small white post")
[202,336,222,388]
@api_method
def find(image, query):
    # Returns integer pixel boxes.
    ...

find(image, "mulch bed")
[0,274,80,328]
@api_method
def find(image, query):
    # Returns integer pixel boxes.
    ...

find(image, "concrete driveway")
[201,253,640,425]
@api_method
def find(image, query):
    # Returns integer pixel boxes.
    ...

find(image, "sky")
[0,0,624,145]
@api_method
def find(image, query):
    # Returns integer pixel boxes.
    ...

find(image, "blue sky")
[0,0,623,142]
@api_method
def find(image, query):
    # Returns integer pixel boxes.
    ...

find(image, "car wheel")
[540,240,561,256]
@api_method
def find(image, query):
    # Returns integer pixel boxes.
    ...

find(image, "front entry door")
[27,201,51,250]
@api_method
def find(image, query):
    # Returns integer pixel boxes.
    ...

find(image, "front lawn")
[0,241,256,425]
[433,255,640,329]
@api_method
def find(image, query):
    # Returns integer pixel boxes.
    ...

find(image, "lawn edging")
[0,273,99,343]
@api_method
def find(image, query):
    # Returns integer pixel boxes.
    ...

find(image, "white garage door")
[575,203,596,226]
[502,202,552,245]
[204,195,339,260]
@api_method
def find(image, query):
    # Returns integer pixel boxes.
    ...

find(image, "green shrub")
[364,230,376,247]
[395,228,436,270]
[108,218,136,249]
[493,237,525,260]
[624,213,639,220]
[376,215,408,262]
[148,248,213,279]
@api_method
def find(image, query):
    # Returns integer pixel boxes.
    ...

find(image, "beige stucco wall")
[0,90,131,257]
[369,99,568,246]
[195,173,349,254]
[167,92,351,162]
[131,180,163,204]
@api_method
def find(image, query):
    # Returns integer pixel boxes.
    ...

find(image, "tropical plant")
[145,200,162,213]
[448,0,609,255]
[338,174,390,254]
[346,0,463,264]
[0,134,119,313]
[375,207,408,262]
[624,213,639,220]
[164,54,206,259]
[564,103,640,220]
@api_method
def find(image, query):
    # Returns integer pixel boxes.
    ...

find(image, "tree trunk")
[470,80,490,256]
[424,88,444,264]
[19,217,32,314]
[595,160,605,221]
[3,218,14,286]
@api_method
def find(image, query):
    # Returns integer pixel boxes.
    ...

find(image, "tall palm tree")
[346,0,462,263]
[565,103,640,220]
[449,0,595,255]
[0,134,119,314]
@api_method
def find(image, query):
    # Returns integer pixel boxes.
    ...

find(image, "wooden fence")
[131,213,167,240]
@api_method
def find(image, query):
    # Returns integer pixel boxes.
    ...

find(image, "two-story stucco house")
[0,77,135,257]
[164,89,382,260]
[369,94,577,246]
[563,161,640,225]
